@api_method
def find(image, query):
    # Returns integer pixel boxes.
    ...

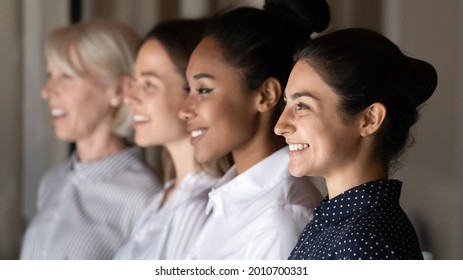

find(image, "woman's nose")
[123,80,141,105]
[274,107,294,136]
[178,95,196,121]
[41,80,55,101]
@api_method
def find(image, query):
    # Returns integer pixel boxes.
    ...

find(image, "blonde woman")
[20,19,161,260]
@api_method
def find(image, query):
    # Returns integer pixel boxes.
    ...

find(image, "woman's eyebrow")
[140,71,161,79]
[287,91,320,101]
[193,73,215,80]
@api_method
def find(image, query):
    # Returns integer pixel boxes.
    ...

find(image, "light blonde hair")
[45,19,141,138]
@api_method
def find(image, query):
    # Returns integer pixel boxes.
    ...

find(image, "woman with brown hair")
[276,28,437,259]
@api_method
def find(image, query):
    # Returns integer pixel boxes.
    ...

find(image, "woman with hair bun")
[275,28,437,260]
[179,0,330,259]
[20,19,161,259]
[114,18,230,260]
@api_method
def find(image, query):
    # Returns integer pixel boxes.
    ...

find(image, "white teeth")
[191,129,205,138]
[51,108,65,117]
[134,114,150,122]
[288,143,309,151]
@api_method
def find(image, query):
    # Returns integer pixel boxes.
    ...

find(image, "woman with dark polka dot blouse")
[275,28,437,260]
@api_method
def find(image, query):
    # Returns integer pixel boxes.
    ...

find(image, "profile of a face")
[179,37,260,164]
[124,39,188,148]
[41,60,116,143]
[275,60,363,178]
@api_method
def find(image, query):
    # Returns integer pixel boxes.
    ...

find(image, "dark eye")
[62,73,73,79]
[197,87,213,94]
[143,81,156,90]
[296,102,310,110]
[183,85,191,94]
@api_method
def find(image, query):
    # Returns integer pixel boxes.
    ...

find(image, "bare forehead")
[135,39,178,75]
[136,40,170,63]
[191,37,229,65]
[285,60,328,97]
[187,37,237,76]
[287,61,318,86]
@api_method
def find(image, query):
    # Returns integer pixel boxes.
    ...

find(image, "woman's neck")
[325,158,387,199]
[158,137,196,208]
[164,137,197,191]
[76,133,127,162]
[233,130,285,175]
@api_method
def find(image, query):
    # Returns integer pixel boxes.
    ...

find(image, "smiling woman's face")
[179,37,260,164]
[125,39,188,147]
[275,60,363,178]
[41,59,115,144]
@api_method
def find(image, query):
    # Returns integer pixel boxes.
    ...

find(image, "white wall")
[0,0,23,260]
[21,0,69,224]
[328,0,463,260]
[384,0,463,260]
[82,0,161,35]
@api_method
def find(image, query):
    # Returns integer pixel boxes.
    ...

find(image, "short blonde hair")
[45,19,141,138]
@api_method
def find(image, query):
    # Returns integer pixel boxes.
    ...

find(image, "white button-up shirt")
[113,172,219,259]
[20,147,161,259]
[186,147,323,260]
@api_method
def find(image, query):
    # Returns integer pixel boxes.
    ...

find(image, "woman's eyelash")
[143,81,156,89]
[196,87,213,94]
[296,103,310,110]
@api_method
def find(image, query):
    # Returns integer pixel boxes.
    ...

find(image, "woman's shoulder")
[105,164,162,197]
[39,159,73,190]
[36,159,73,208]
[107,147,163,192]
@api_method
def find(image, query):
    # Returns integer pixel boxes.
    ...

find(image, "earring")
[110,98,120,107]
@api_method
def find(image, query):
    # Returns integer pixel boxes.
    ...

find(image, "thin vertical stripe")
[20,146,162,259]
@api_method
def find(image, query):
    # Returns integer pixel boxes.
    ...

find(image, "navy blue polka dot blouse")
[288,180,423,260]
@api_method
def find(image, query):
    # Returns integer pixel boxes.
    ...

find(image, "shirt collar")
[313,179,402,228]
[173,171,219,197]
[70,146,144,184]
[206,147,291,218]
[147,172,218,227]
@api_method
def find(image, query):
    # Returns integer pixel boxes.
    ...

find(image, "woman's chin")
[55,132,73,142]
[194,149,219,165]
[289,164,310,178]
[134,135,154,148]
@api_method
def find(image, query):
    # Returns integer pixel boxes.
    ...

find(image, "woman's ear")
[359,102,387,137]
[255,77,282,113]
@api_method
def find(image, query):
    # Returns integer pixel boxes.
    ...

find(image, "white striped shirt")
[113,172,218,260]
[20,146,162,259]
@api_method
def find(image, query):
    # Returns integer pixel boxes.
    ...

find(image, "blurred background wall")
[0,0,461,259]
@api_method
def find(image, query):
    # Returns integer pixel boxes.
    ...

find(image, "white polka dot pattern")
[288,180,423,260]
